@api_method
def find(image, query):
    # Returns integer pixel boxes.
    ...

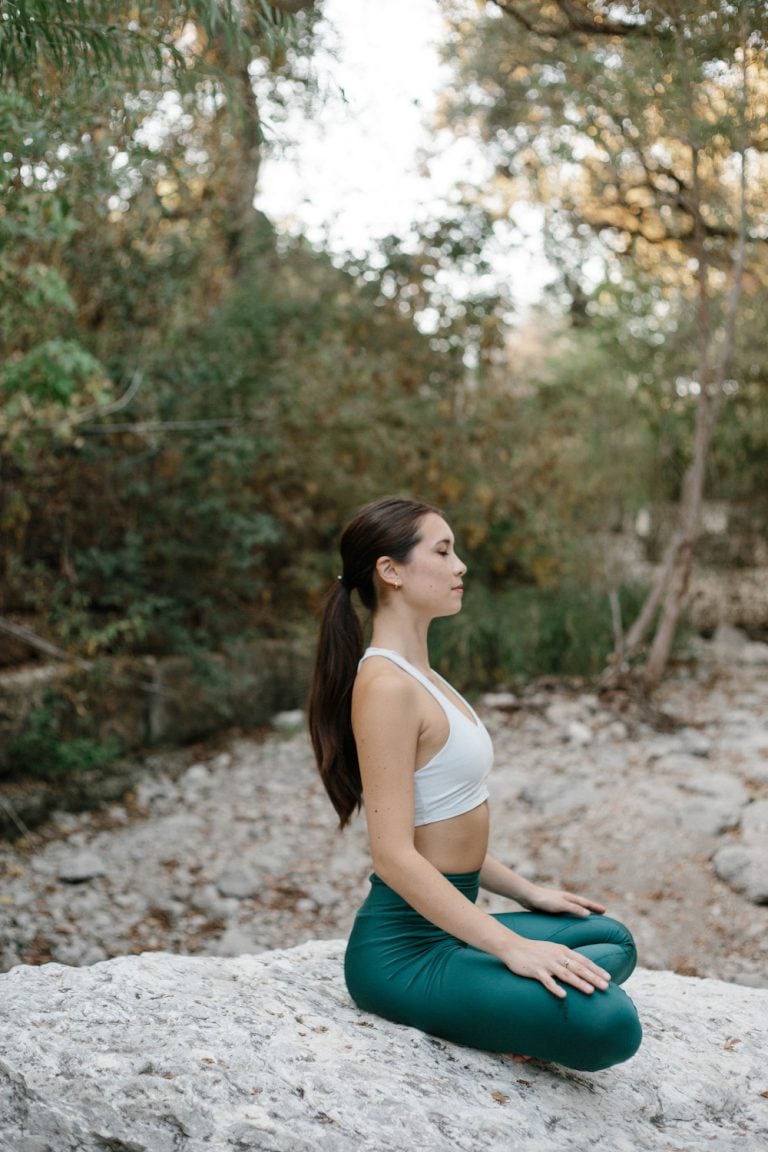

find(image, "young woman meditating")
[309,496,641,1071]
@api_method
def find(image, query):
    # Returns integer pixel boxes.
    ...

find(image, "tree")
[0,1,315,84]
[441,0,768,690]
[0,0,320,659]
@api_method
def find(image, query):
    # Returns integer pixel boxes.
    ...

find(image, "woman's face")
[398,513,467,618]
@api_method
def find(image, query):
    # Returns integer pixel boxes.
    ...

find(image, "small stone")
[546,701,586,726]
[58,852,107,884]
[189,883,237,918]
[134,776,176,809]
[215,866,262,900]
[565,720,593,746]
[481,692,519,711]
[179,763,212,790]
[272,709,305,733]
[678,729,712,758]
[741,641,768,666]
[712,844,768,904]
[54,814,81,834]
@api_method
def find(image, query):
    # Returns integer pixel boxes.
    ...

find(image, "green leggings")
[344,871,642,1072]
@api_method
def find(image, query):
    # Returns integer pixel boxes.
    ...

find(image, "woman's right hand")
[501,937,611,998]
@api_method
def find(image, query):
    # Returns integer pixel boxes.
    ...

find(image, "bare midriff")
[413,800,489,874]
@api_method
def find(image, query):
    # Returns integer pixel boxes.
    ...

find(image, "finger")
[539,971,567,998]
[564,893,606,915]
[572,968,609,991]
[567,903,592,918]
[579,964,610,987]
[562,955,610,988]
[583,900,607,914]
[563,972,596,994]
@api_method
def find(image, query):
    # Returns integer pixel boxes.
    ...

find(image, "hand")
[501,937,611,999]
[523,884,606,918]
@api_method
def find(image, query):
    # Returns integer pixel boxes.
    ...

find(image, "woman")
[309,496,641,1071]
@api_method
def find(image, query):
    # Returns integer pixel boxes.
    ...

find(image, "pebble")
[481,692,520,711]
[57,852,107,884]
[712,844,768,904]
[215,865,264,900]
[272,710,305,733]
[565,720,593,746]
[742,641,768,665]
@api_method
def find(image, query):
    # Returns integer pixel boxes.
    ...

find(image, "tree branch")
[490,0,658,39]
[74,370,144,424]
[267,0,316,11]
[79,418,243,434]
[0,617,90,667]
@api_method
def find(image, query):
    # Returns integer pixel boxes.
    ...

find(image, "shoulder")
[352,658,421,732]
[354,656,415,709]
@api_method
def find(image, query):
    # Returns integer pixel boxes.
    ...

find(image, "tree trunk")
[613,36,749,694]
[641,392,716,691]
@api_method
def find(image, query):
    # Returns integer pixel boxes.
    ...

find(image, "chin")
[440,602,464,618]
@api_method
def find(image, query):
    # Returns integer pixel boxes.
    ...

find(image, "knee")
[574,992,643,1072]
[599,915,638,982]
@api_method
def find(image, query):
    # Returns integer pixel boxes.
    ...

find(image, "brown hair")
[308,496,440,827]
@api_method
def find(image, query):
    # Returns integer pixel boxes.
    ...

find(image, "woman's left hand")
[523,884,606,917]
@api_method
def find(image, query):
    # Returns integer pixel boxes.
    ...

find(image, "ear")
[375,556,401,590]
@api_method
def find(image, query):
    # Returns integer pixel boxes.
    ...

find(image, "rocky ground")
[1,629,767,985]
[3,945,767,1152]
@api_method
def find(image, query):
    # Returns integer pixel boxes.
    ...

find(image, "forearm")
[479,852,538,907]
[374,849,522,960]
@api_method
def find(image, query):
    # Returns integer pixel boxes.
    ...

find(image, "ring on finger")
[563,959,571,969]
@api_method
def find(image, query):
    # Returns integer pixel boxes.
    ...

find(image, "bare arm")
[352,670,609,998]
[480,853,607,916]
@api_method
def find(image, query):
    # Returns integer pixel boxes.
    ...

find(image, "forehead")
[418,513,454,544]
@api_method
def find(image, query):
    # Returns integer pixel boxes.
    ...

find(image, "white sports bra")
[358,647,493,827]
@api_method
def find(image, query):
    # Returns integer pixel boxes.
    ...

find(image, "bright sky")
[255,0,552,311]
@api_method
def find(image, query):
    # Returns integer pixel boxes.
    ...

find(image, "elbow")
[369,854,401,888]
[369,845,420,889]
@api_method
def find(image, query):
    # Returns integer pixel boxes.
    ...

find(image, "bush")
[7,692,122,782]
[429,582,651,691]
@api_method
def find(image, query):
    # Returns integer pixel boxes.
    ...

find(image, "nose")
[455,554,467,577]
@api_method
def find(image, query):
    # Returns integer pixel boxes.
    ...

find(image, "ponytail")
[308,580,364,828]
[308,496,440,829]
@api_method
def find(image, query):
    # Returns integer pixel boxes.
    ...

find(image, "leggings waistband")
[366,869,480,910]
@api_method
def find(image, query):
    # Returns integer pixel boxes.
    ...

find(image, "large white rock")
[0,942,767,1152]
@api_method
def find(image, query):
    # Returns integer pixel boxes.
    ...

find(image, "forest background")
[1,1,767,782]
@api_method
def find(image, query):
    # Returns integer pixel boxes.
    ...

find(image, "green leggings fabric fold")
[344,870,642,1071]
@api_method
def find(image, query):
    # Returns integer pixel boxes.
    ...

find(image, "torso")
[413,801,489,873]
[354,653,490,873]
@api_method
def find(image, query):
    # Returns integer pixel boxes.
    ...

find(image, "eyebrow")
[434,536,454,547]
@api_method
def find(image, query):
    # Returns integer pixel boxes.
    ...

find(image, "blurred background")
[1,1,767,793]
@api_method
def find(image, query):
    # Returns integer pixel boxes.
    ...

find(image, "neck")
[370,609,431,672]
